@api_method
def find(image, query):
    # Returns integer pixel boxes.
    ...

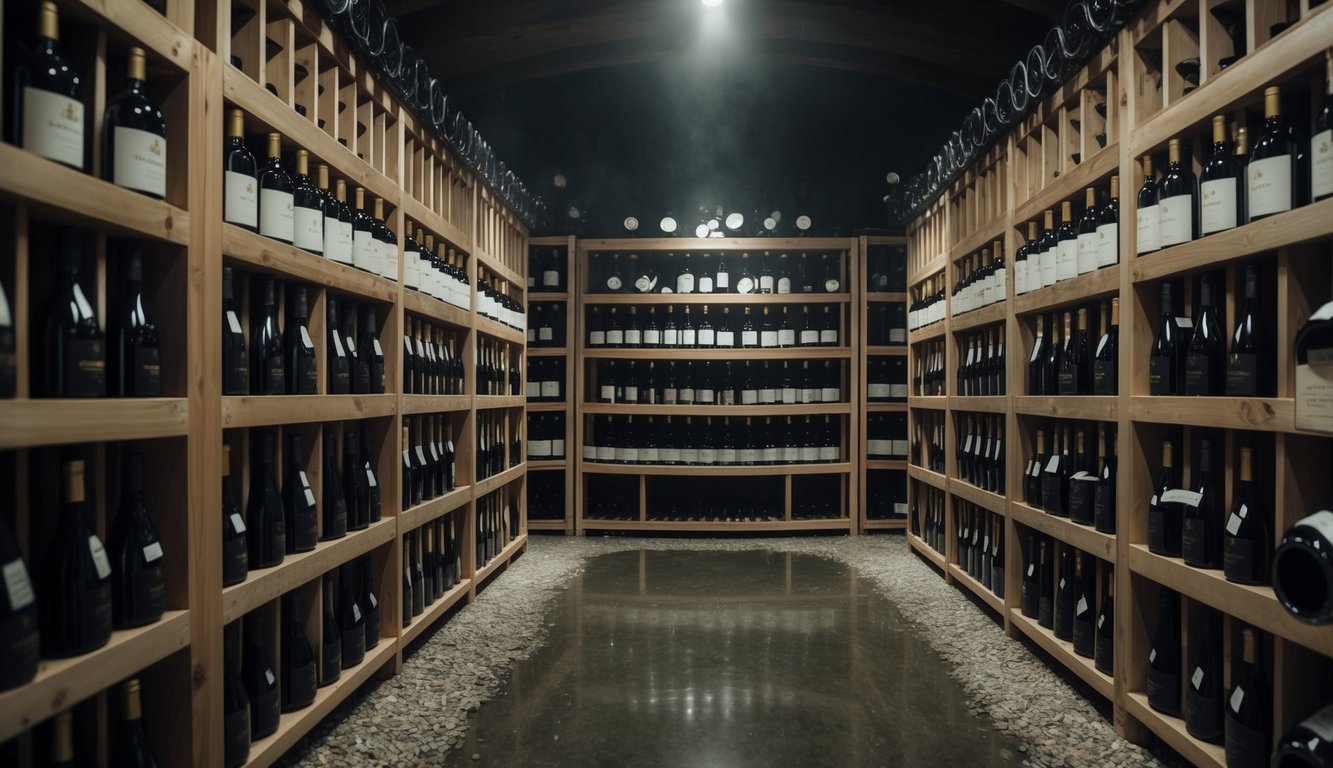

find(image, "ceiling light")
[702,0,723,6]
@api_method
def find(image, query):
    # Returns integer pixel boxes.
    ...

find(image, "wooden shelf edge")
[1127,396,1294,432]
[401,395,472,415]
[1010,502,1117,562]
[578,402,853,416]
[954,219,1010,262]
[401,290,472,328]
[865,292,908,302]
[476,395,526,410]
[579,347,853,360]
[400,196,472,256]
[0,398,189,450]
[474,464,527,495]
[526,519,570,530]
[579,237,857,251]
[950,301,1007,332]
[1015,396,1120,422]
[907,464,948,491]
[66,0,201,71]
[1123,693,1227,768]
[525,402,569,412]
[909,256,947,287]
[474,535,528,584]
[865,346,909,356]
[866,402,909,412]
[222,394,398,428]
[946,563,1006,614]
[1013,265,1121,316]
[476,317,526,345]
[579,518,851,532]
[907,533,948,572]
[1008,609,1115,701]
[950,396,1008,414]
[866,459,909,470]
[474,248,525,289]
[526,460,568,470]
[909,397,947,411]
[527,348,570,357]
[1013,142,1120,225]
[581,461,852,477]
[400,486,473,531]
[0,610,190,742]
[949,479,1008,516]
[222,224,399,303]
[400,580,472,647]
[908,322,947,344]
[580,293,853,305]
[863,518,909,530]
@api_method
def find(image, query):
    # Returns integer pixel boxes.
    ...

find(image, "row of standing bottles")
[402,517,464,625]
[1020,538,1114,675]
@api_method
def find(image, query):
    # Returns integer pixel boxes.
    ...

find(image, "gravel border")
[283,535,1167,768]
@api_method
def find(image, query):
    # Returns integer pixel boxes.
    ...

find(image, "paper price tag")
[366,468,377,487]
[1191,667,1205,690]
[1161,489,1203,507]
[300,326,314,349]
[266,669,276,686]
[231,513,247,534]
[88,536,112,580]
[3,559,35,610]
[227,311,243,335]
[1076,597,1088,616]
[304,488,316,507]
[1230,687,1245,713]
[142,541,164,563]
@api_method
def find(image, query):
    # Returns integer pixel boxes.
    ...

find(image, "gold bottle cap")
[1085,187,1096,207]
[1044,209,1054,228]
[355,187,366,209]
[1163,440,1174,467]
[123,678,143,721]
[1239,446,1252,482]
[295,149,309,176]
[335,178,347,202]
[1109,175,1119,197]
[267,132,282,158]
[128,47,147,81]
[1111,296,1120,324]
[374,197,385,219]
[1212,115,1227,144]
[1168,138,1181,163]
[317,164,330,190]
[1062,200,1073,221]
[1264,86,1281,118]
[227,109,245,138]
[39,1,59,41]
[1143,155,1154,177]
[52,710,74,762]
[63,460,86,503]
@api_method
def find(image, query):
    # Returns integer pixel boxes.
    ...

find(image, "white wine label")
[542,270,559,287]
[777,277,791,293]
[72,283,95,320]
[1293,510,1333,545]
[292,205,324,253]
[1314,130,1333,200]
[891,384,908,398]
[260,189,295,241]
[799,330,819,345]
[1057,240,1078,280]
[230,513,247,534]
[606,276,622,290]
[895,502,908,516]
[741,390,758,405]
[681,329,696,346]
[1136,204,1160,253]
[819,446,839,461]
[1230,687,1245,713]
[741,331,758,346]
[1076,596,1089,616]
[716,272,730,289]
[713,330,734,347]
[1077,233,1098,274]
[365,467,377,487]
[736,277,754,294]
[606,330,624,345]
[338,222,354,263]
[345,337,356,355]
[825,279,840,292]
[759,276,774,292]
[372,338,383,357]
[624,329,641,345]
[662,447,681,463]
[677,274,695,293]
[583,444,596,460]
[23,87,84,168]
[641,329,659,345]
[638,446,657,462]
[1045,456,1060,472]
[624,385,640,401]
[680,448,698,463]
[820,387,840,402]
[1030,334,1044,362]
[889,328,907,344]
[88,535,112,580]
[1039,249,1057,286]
[352,603,362,622]
[868,383,892,398]
[1097,615,1105,629]
[1095,335,1109,357]
[266,669,276,686]
[698,329,716,346]
[3,559,36,610]
[820,329,839,344]
[304,487,316,507]
[354,230,376,271]
[963,435,973,452]
[1070,471,1092,481]
[1248,155,1293,218]
[868,439,891,455]
[1200,178,1239,234]
[1027,564,1035,577]
[1059,578,1065,590]
[1149,649,1157,663]
[892,440,908,456]
[1176,317,1194,330]
[760,331,778,347]
[1096,222,1118,267]
[699,277,714,293]
[778,329,796,346]
[1157,194,1193,247]
[541,381,560,398]
[1030,462,1041,478]
[299,326,314,350]
[113,126,167,197]
[1226,505,1247,536]
[698,448,716,464]
[1161,488,1203,507]
[589,331,606,346]
[1191,667,1205,690]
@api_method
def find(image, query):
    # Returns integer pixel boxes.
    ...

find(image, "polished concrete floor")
[443,549,1024,767]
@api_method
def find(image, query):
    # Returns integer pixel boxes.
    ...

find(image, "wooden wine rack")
[526,236,576,534]
[860,235,911,532]
[905,2,1333,766]
[0,0,530,766]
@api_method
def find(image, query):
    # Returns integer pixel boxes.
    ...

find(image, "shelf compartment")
[1013,265,1121,316]
[949,479,1007,516]
[400,485,473,531]
[474,534,528,585]
[222,224,399,304]
[579,518,851,533]
[400,195,471,257]
[0,609,190,742]
[582,461,853,477]
[221,394,397,428]
[907,464,948,492]
[580,347,853,361]
[402,289,472,329]
[953,219,1010,265]
[1013,142,1121,225]
[1015,396,1119,422]
[1009,609,1115,700]
[580,293,853,305]
[474,248,525,290]
[242,639,397,768]
[908,322,947,344]
[579,402,853,417]
[0,398,189,450]
[527,292,571,302]
[950,301,1007,333]
[1125,544,1333,658]
[1010,502,1116,562]
[221,518,396,624]
[907,532,948,571]
[474,463,526,495]
[402,395,471,415]
[476,395,526,410]
[946,563,1005,614]
[1124,692,1226,768]
[949,396,1008,414]
[1127,396,1292,432]
[400,578,472,647]
[476,317,526,345]
[909,396,947,411]
[1131,198,1333,285]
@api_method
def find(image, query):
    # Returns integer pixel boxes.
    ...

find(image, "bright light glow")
[702,0,723,6]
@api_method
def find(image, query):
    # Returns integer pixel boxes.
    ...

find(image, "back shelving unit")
[860,236,911,531]
[526,236,575,534]
[906,3,1333,767]
[0,0,530,766]
[573,238,861,533]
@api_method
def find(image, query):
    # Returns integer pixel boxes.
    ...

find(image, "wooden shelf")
[474,534,528,584]
[579,236,858,251]
[949,479,1007,516]
[1009,610,1115,700]
[907,533,948,571]
[910,396,947,411]
[525,402,569,412]
[528,292,571,302]
[400,195,471,257]
[579,402,852,417]
[581,347,852,360]
[865,346,909,356]
[583,461,853,477]
[474,463,526,495]
[580,518,852,532]
[1013,142,1120,225]
[222,519,396,624]
[476,317,527,345]
[527,519,569,530]
[1013,265,1120,316]
[0,610,190,742]
[908,322,947,344]
[400,579,472,647]
[221,394,398,428]
[476,395,526,410]
[949,396,1008,414]
[1010,502,1116,562]
[1015,396,1119,422]
[866,402,909,412]
[527,460,568,470]
[1124,693,1226,768]
[909,256,947,288]
[528,347,570,357]
[242,640,397,768]
[946,563,1005,614]
[1126,545,1333,658]
[907,464,948,491]
[475,248,525,290]
[950,301,1007,332]
[1127,396,1293,432]
[863,518,909,530]
[400,485,473,531]
[581,292,852,305]
[223,224,399,304]
[954,219,1010,263]
[402,394,472,415]
[866,292,908,302]
[865,459,908,470]
[402,289,472,329]
[0,398,189,450]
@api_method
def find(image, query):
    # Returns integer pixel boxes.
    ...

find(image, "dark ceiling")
[387,0,1061,234]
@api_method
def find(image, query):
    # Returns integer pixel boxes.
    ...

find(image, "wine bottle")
[250,278,285,395]
[1042,427,1070,517]
[222,266,248,396]
[1038,539,1055,629]
[359,555,380,649]
[1093,299,1118,395]
[360,306,384,394]
[319,574,341,686]
[1184,275,1225,395]
[110,245,163,397]
[1272,510,1333,624]
[1067,429,1097,526]
[319,165,346,265]
[1185,609,1224,743]
[247,430,285,568]
[1097,176,1119,268]
[115,678,160,766]
[1137,156,1161,254]
[1054,546,1076,641]
[991,518,1005,600]
[360,427,381,523]
[285,285,316,395]
[1158,138,1197,248]
[280,591,316,712]
[1227,264,1268,396]
[1056,201,1079,282]
[223,622,251,768]
[410,531,425,616]
[1224,447,1269,585]
[0,274,14,397]
[223,110,258,230]
[109,452,165,629]
[1182,438,1222,569]
[344,428,367,530]
[104,47,166,199]
[221,444,248,587]
[1022,539,1041,619]
[338,563,365,668]
[1147,587,1182,716]
[1149,283,1188,395]
[46,231,106,397]
[43,458,114,657]
[1094,424,1117,534]
[13,2,84,170]
[291,150,323,254]
[284,434,317,552]
[1224,628,1270,768]
[319,426,348,540]
[332,179,355,265]
[1064,308,1091,394]
[327,295,350,394]
[1076,188,1099,275]
[1315,54,1333,202]
[1025,429,1045,508]
[1071,553,1096,658]
[240,614,280,740]
[372,197,396,280]
[257,133,294,243]
[1200,115,1243,235]
[0,512,39,690]
[1148,440,1182,556]
[1094,567,1114,675]
[1248,86,1298,220]
[1038,209,1058,288]
[1028,316,1049,395]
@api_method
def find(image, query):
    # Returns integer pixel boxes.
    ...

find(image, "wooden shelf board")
[954,219,1010,263]
[474,249,525,290]
[474,535,528,584]
[1010,502,1116,562]
[950,301,1007,332]
[0,610,190,742]
[476,317,526,345]
[863,518,909,530]
[474,463,527,496]
[909,256,947,288]
[528,292,571,302]
[222,519,396,624]
[580,518,851,532]
[0,143,190,245]
[223,225,399,304]
[582,461,853,477]
[907,464,948,491]
[949,479,1008,517]
[1015,396,1120,422]
[580,347,852,361]
[866,292,908,302]
[579,237,856,251]
[581,293,852,305]
[908,323,947,344]
[1125,544,1333,658]
[1013,265,1121,316]
[525,402,569,412]
[476,395,526,410]
[909,396,947,411]
[402,290,472,329]
[222,394,398,428]
[1124,693,1226,768]
[243,640,397,768]
[528,348,569,357]
[866,402,909,412]
[1013,142,1121,225]
[527,519,569,530]
[866,459,909,470]
[526,460,568,470]
[946,563,1006,615]
[579,402,852,417]
[64,0,201,71]
[400,196,472,256]
[949,396,1008,414]
[865,346,909,356]
[400,579,472,647]
[400,486,473,531]
[1127,396,1293,432]
[1009,609,1115,700]
[1132,199,1333,285]
[402,394,471,415]
[907,533,948,571]
[0,398,189,450]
